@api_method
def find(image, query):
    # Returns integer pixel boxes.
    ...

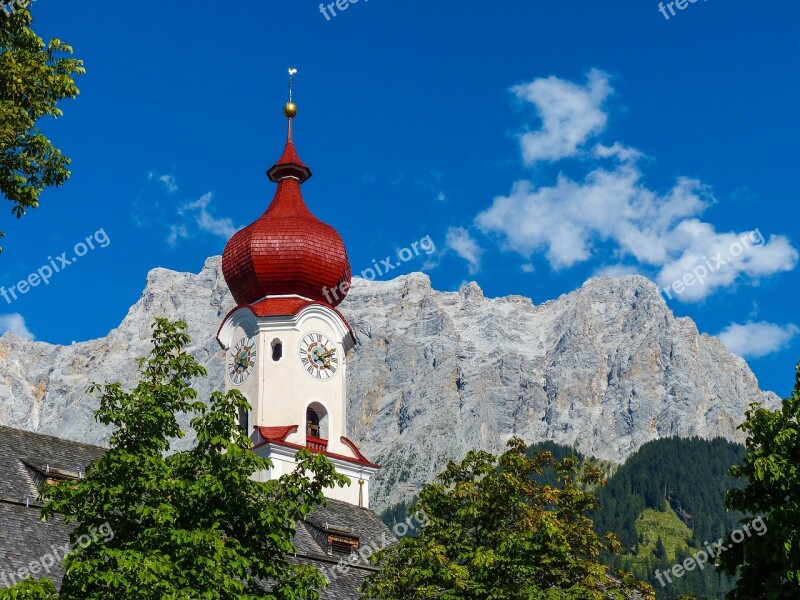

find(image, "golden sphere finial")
[284,68,298,119]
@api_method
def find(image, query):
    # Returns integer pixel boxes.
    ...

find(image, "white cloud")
[179,192,239,241]
[0,313,35,339]
[717,321,799,359]
[476,72,798,302]
[148,172,179,193]
[478,164,707,268]
[594,264,640,277]
[521,263,535,273]
[593,142,643,163]
[655,226,797,301]
[446,227,483,274]
[167,224,188,247]
[512,69,612,164]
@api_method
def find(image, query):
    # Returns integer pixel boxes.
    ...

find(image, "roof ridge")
[0,424,107,452]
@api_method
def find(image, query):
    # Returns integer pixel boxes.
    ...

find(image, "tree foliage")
[718,360,800,599]
[592,436,744,599]
[4,318,347,599]
[361,438,653,599]
[653,537,667,561]
[0,578,57,600]
[0,4,84,248]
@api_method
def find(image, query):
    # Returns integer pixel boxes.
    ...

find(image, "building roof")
[0,425,104,502]
[293,498,396,599]
[221,117,352,308]
[267,121,312,184]
[0,426,393,597]
[217,297,353,332]
[0,501,74,589]
[0,425,105,589]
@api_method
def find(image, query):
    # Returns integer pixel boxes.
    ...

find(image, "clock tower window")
[271,338,283,362]
[306,402,329,443]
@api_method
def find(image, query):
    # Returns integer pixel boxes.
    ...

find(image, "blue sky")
[1,1,798,396]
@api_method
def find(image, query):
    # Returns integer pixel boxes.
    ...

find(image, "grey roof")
[0,425,105,502]
[0,426,103,589]
[293,499,397,599]
[293,556,374,600]
[300,498,396,556]
[0,425,394,597]
[0,501,73,589]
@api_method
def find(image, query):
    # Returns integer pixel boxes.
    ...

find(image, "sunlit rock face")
[0,257,777,510]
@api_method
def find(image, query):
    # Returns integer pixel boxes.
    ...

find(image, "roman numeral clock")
[228,335,257,385]
[299,332,339,380]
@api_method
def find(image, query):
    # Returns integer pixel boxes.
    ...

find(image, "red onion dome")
[222,120,351,307]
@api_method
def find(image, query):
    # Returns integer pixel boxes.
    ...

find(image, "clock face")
[228,336,257,385]
[298,332,339,380]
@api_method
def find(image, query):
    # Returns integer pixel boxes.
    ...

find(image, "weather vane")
[284,68,298,119]
[288,68,297,101]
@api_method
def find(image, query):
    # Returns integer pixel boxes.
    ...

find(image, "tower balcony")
[306,435,329,452]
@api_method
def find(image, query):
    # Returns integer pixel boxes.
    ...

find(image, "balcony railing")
[306,435,329,452]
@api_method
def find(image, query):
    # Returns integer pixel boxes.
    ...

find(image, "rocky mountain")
[0,257,778,510]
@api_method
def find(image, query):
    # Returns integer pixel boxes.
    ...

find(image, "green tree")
[361,438,653,600]
[0,5,84,249]
[718,360,800,599]
[653,536,667,560]
[0,578,57,600]
[4,318,347,599]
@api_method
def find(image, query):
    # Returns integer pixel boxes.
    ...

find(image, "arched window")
[306,409,320,437]
[271,338,283,361]
[306,402,329,441]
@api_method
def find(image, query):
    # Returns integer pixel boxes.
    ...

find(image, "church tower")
[217,73,378,507]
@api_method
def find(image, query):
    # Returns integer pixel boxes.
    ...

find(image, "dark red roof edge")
[216,298,353,340]
[267,122,311,183]
[252,433,379,469]
[340,436,376,466]
[256,425,298,443]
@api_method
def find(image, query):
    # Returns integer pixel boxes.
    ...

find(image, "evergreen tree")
[592,436,745,599]
[654,536,667,560]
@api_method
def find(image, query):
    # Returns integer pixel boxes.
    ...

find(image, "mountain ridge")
[0,256,778,510]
